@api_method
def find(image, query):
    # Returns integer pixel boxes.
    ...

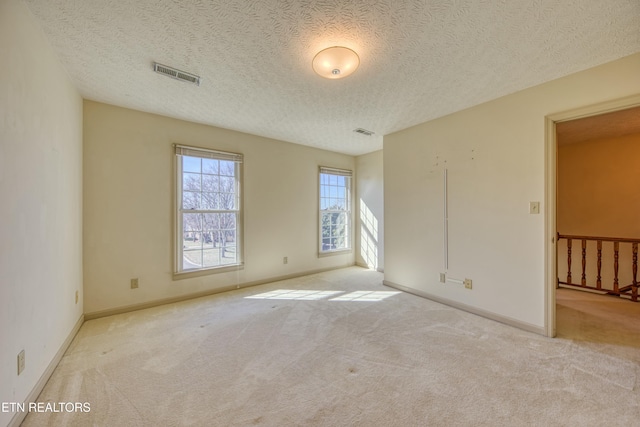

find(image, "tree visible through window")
[175,145,243,273]
[319,167,352,253]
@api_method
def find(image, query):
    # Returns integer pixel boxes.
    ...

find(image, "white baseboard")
[85,264,357,320]
[8,314,84,427]
[383,280,545,336]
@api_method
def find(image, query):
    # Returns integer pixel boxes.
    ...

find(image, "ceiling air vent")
[353,128,375,136]
[153,62,200,86]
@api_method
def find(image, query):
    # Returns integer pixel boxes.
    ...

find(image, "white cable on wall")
[444,168,448,271]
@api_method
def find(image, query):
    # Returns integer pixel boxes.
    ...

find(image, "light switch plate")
[529,201,540,214]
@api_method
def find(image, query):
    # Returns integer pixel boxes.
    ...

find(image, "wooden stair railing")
[557,233,638,302]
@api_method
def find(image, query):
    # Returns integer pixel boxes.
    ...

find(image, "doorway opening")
[545,95,640,342]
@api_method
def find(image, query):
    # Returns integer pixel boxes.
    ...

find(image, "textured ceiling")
[24,0,640,155]
[557,106,640,145]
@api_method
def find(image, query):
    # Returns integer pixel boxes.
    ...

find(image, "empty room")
[1,0,640,426]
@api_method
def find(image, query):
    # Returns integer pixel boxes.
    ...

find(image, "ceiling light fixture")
[312,46,360,79]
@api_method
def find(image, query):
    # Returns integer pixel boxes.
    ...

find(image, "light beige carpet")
[22,267,640,426]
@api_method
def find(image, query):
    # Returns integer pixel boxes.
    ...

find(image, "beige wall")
[355,150,384,271]
[0,0,83,425]
[384,53,640,329]
[83,101,355,314]
[558,133,640,238]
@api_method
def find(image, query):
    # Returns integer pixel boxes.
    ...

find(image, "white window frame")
[319,166,352,256]
[174,144,243,278]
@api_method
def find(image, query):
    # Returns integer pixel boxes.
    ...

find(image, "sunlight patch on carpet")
[245,289,344,300]
[244,289,401,302]
[330,291,400,302]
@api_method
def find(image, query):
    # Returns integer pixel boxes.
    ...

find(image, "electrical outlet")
[75,290,78,304]
[131,278,139,289]
[17,350,25,375]
[464,279,472,289]
[439,273,446,283]
[283,257,288,264]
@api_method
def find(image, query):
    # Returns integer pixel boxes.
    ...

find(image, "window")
[319,167,352,254]
[175,145,243,274]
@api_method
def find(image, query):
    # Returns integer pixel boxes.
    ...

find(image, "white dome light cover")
[312,46,360,79]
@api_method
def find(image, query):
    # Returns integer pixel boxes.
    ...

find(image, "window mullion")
[182,209,237,214]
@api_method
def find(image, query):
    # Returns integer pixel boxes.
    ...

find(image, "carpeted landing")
[23,267,640,426]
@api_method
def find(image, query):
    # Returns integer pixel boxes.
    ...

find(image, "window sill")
[318,249,352,258]
[173,263,244,281]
